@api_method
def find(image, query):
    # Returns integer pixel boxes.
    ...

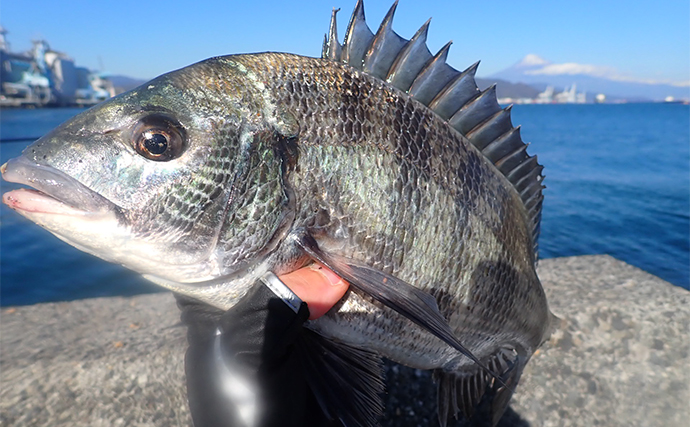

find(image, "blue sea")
[1,104,688,306]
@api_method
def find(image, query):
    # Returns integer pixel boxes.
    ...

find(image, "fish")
[1,1,555,426]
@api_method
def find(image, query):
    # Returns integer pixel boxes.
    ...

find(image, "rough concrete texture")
[1,255,688,426]
[515,255,689,427]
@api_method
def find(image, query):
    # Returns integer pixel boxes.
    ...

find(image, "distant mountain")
[108,75,147,94]
[489,54,689,101]
[476,78,540,100]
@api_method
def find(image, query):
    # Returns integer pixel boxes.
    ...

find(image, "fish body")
[2,2,553,425]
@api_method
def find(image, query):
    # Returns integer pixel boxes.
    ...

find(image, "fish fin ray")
[386,19,432,91]
[293,232,512,391]
[481,126,526,166]
[299,329,384,427]
[494,140,528,176]
[323,1,544,259]
[407,42,458,106]
[435,348,523,426]
[322,7,342,60]
[341,0,374,69]
[428,62,481,120]
[362,1,408,80]
[465,104,514,153]
[448,85,502,136]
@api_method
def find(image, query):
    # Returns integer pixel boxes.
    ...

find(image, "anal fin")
[435,349,523,427]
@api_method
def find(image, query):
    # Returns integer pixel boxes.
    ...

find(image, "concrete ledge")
[1,255,688,426]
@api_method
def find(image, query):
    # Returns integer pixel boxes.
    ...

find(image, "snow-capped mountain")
[490,55,689,101]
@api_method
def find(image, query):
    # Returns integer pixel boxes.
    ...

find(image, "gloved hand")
[177,265,349,427]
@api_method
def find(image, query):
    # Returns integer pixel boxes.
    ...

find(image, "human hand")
[279,264,349,320]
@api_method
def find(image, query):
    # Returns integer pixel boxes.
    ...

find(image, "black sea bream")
[2,1,555,425]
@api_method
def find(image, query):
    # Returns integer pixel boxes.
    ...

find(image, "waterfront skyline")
[2,0,688,86]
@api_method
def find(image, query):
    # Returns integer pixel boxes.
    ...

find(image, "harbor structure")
[497,83,588,105]
[0,27,115,107]
[533,84,586,104]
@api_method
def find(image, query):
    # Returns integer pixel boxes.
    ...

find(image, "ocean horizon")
[1,103,688,306]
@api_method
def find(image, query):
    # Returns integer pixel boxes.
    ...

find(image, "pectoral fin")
[293,232,511,391]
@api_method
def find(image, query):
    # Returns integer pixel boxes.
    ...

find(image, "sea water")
[514,104,689,290]
[1,104,688,306]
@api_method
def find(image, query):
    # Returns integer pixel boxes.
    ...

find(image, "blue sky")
[2,0,688,85]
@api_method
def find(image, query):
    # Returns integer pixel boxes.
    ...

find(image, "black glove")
[177,272,338,427]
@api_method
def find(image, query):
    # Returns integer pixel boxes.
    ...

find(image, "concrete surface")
[1,255,688,426]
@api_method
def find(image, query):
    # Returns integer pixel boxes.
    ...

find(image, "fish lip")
[1,156,119,215]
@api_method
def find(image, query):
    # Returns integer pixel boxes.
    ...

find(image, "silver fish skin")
[2,2,554,426]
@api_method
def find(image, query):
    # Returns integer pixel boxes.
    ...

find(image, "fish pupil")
[132,114,185,161]
[143,132,168,155]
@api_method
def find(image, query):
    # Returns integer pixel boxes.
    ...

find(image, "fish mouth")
[1,156,118,216]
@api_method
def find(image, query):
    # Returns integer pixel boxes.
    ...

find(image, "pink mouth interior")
[3,188,85,216]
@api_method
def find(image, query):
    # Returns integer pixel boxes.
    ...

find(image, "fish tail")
[541,310,563,346]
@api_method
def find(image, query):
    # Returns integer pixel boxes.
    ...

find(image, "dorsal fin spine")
[482,126,526,163]
[407,42,455,105]
[449,85,501,136]
[428,61,481,119]
[505,144,536,183]
[342,0,374,68]
[524,190,543,213]
[495,144,529,176]
[465,105,513,150]
[322,8,342,60]
[385,19,432,91]
[322,1,544,258]
[515,166,544,196]
[363,1,407,79]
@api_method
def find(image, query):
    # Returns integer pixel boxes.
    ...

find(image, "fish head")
[2,57,296,288]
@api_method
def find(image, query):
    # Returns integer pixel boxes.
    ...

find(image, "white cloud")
[525,60,688,87]
[518,54,550,67]
[527,63,616,77]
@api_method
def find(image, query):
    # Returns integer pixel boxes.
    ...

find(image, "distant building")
[0,27,114,107]
[536,86,554,103]
[0,27,52,106]
[534,84,586,104]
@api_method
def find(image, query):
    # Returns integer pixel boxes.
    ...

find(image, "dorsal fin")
[322,0,544,259]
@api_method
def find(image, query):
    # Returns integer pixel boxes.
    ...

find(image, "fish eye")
[133,115,186,161]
